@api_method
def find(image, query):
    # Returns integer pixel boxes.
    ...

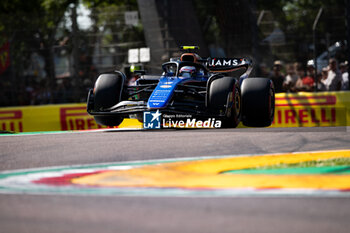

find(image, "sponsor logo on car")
[207,58,239,67]
[160,85,172,88]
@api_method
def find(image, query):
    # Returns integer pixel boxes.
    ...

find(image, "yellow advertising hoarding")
[271,91,349,127]
[0,104,100,132]
[0,91,349,133]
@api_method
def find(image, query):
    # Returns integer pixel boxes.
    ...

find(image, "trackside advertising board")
[271,91,350,127]
[0,91,349,132]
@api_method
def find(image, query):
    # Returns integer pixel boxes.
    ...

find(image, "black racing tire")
[241,78,275,127]
[93,73,124,127]
[207,76,241,128]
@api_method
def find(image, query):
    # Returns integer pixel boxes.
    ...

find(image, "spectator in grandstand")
[283,63,299,92]
[256,63,269,77]
[295,60,315,92]
[321,67,328,80]
[339,61,349,91]
[317,67,328,91]
[54,76,75,103]
[295,62,305,80]
[322,58,342,91]
[268,60,285,93]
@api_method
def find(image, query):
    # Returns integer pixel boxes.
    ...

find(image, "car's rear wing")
[206,58,252,73]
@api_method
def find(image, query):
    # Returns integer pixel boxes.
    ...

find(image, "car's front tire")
[93,73,124,127]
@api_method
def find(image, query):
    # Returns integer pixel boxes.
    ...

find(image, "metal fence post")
[313,7,323,92]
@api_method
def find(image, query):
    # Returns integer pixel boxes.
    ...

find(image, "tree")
[0,0,75,104]
[256,0,346,62]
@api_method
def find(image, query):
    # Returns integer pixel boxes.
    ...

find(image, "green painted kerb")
[222,158,350,175]
[224,166,350,175]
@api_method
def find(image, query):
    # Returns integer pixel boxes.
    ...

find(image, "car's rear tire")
[207,76,241,128]
[241,78,275,127]
[93,73,124,127]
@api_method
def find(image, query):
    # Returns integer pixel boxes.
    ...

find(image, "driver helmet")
[197,69,205,77]
[179,66,196,78]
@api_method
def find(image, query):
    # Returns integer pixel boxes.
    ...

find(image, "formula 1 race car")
[87,46,275,128]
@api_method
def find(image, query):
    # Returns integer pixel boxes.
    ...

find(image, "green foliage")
[82,0,138,8]
[263,1,344,36]
[223,157,350,175]
[255,0,346,61]
[258,157,350,169]
[0,0,75,79]
[0,0,74,34]
[89,1,144,49]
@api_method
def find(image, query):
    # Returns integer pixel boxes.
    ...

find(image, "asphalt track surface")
[1,127,350,233]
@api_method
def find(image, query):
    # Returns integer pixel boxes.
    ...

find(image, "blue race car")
[87,46,275,128]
